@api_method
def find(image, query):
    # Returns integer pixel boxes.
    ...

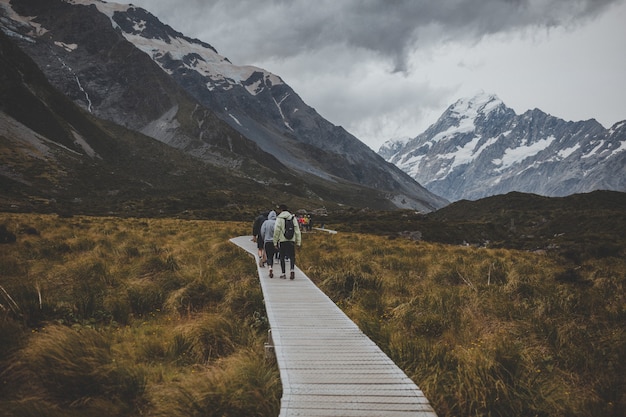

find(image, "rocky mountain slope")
[0,0,447,212]
[380,92,626,201]
[0,28,285,217]
[0,26,433,216]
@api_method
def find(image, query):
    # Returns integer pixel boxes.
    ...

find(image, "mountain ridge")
[380,92,626,201]
[0,26,409,217]
[0,0,447,212]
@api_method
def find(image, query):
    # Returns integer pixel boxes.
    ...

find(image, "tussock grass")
[300,231,626,417]
[4,325,146,409]
[0,213,279,417]
[147,350,281,417]
[2,211,624,416]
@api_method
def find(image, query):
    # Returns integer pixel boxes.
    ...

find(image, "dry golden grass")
[2,213,625,416]
[0,213,280,417]
[299,231,626,417]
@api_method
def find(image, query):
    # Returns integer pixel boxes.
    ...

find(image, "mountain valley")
[0,0,446,215]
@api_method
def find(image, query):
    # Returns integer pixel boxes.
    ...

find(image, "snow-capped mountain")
[381,92,626,201]
[378,137,411,161]
[0,0,447,212]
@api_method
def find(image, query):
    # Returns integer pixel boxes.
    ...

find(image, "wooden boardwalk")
[230,236,438,417]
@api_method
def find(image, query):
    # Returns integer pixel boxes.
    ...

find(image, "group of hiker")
[252,204,302,280]
[298,214,313,232]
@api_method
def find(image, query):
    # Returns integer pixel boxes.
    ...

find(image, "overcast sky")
[128,0,626,151]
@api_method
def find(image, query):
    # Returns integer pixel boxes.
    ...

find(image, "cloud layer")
[147,0,616,68]
[130,0,626,149]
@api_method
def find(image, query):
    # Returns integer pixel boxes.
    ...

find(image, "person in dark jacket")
[252,210,268,267]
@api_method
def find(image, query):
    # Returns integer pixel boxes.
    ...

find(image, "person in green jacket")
[273,204,301,279]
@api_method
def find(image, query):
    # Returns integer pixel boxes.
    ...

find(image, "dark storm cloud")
[151,0,619,71]
[128,0,626,149]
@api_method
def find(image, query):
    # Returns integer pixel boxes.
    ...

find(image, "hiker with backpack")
[273,204,301,280]
[260,210,277,278]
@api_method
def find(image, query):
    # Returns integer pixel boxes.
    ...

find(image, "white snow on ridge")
[612,141,626,157]
[54,41,78,52]
[557,143,580,159]
[431,119,474,144]
[425,117,476,148]
[67,0,129,18]
[0,0,48,36]
[475,136,499,155]
[401,155,427,178]
[450,92,503,120]
[67,0,283,94]
[426,93,503,148]
[441,136,481,169]
[608,121,626,134]
[495,136,556,171]
[245,79,264,95]
[582,141,604,159]
[128,24,283,93]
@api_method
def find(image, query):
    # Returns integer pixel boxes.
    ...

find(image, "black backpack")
[283,215,295,239]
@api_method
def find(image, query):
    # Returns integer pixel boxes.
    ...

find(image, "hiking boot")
[290,271,295,280]
[269,269,273,278]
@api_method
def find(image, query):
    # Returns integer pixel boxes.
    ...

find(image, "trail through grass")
[1,213,625,416]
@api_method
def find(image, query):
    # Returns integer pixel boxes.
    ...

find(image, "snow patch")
[399,154,427,178]
[63,0,284,98]
[440,136,481,169]
[229,114,242,127]
[0,0,48,36]
[608,120,626,135]
[429,120,474,145]
[496,136,556,171]
[54,41,78,52]
[245,79,264,95]
[582,141,604,159]
[449,92,503,120]
[133,19,147,32]
[66,0,130,19]
[610,140,626,157]
[557,144,580,159]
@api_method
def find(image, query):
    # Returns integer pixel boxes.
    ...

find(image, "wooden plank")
[231,236,438,417]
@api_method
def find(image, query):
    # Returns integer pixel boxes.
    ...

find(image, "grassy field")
[1,212,625,416]
[0,213,280,417]
[299,230,626,417]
